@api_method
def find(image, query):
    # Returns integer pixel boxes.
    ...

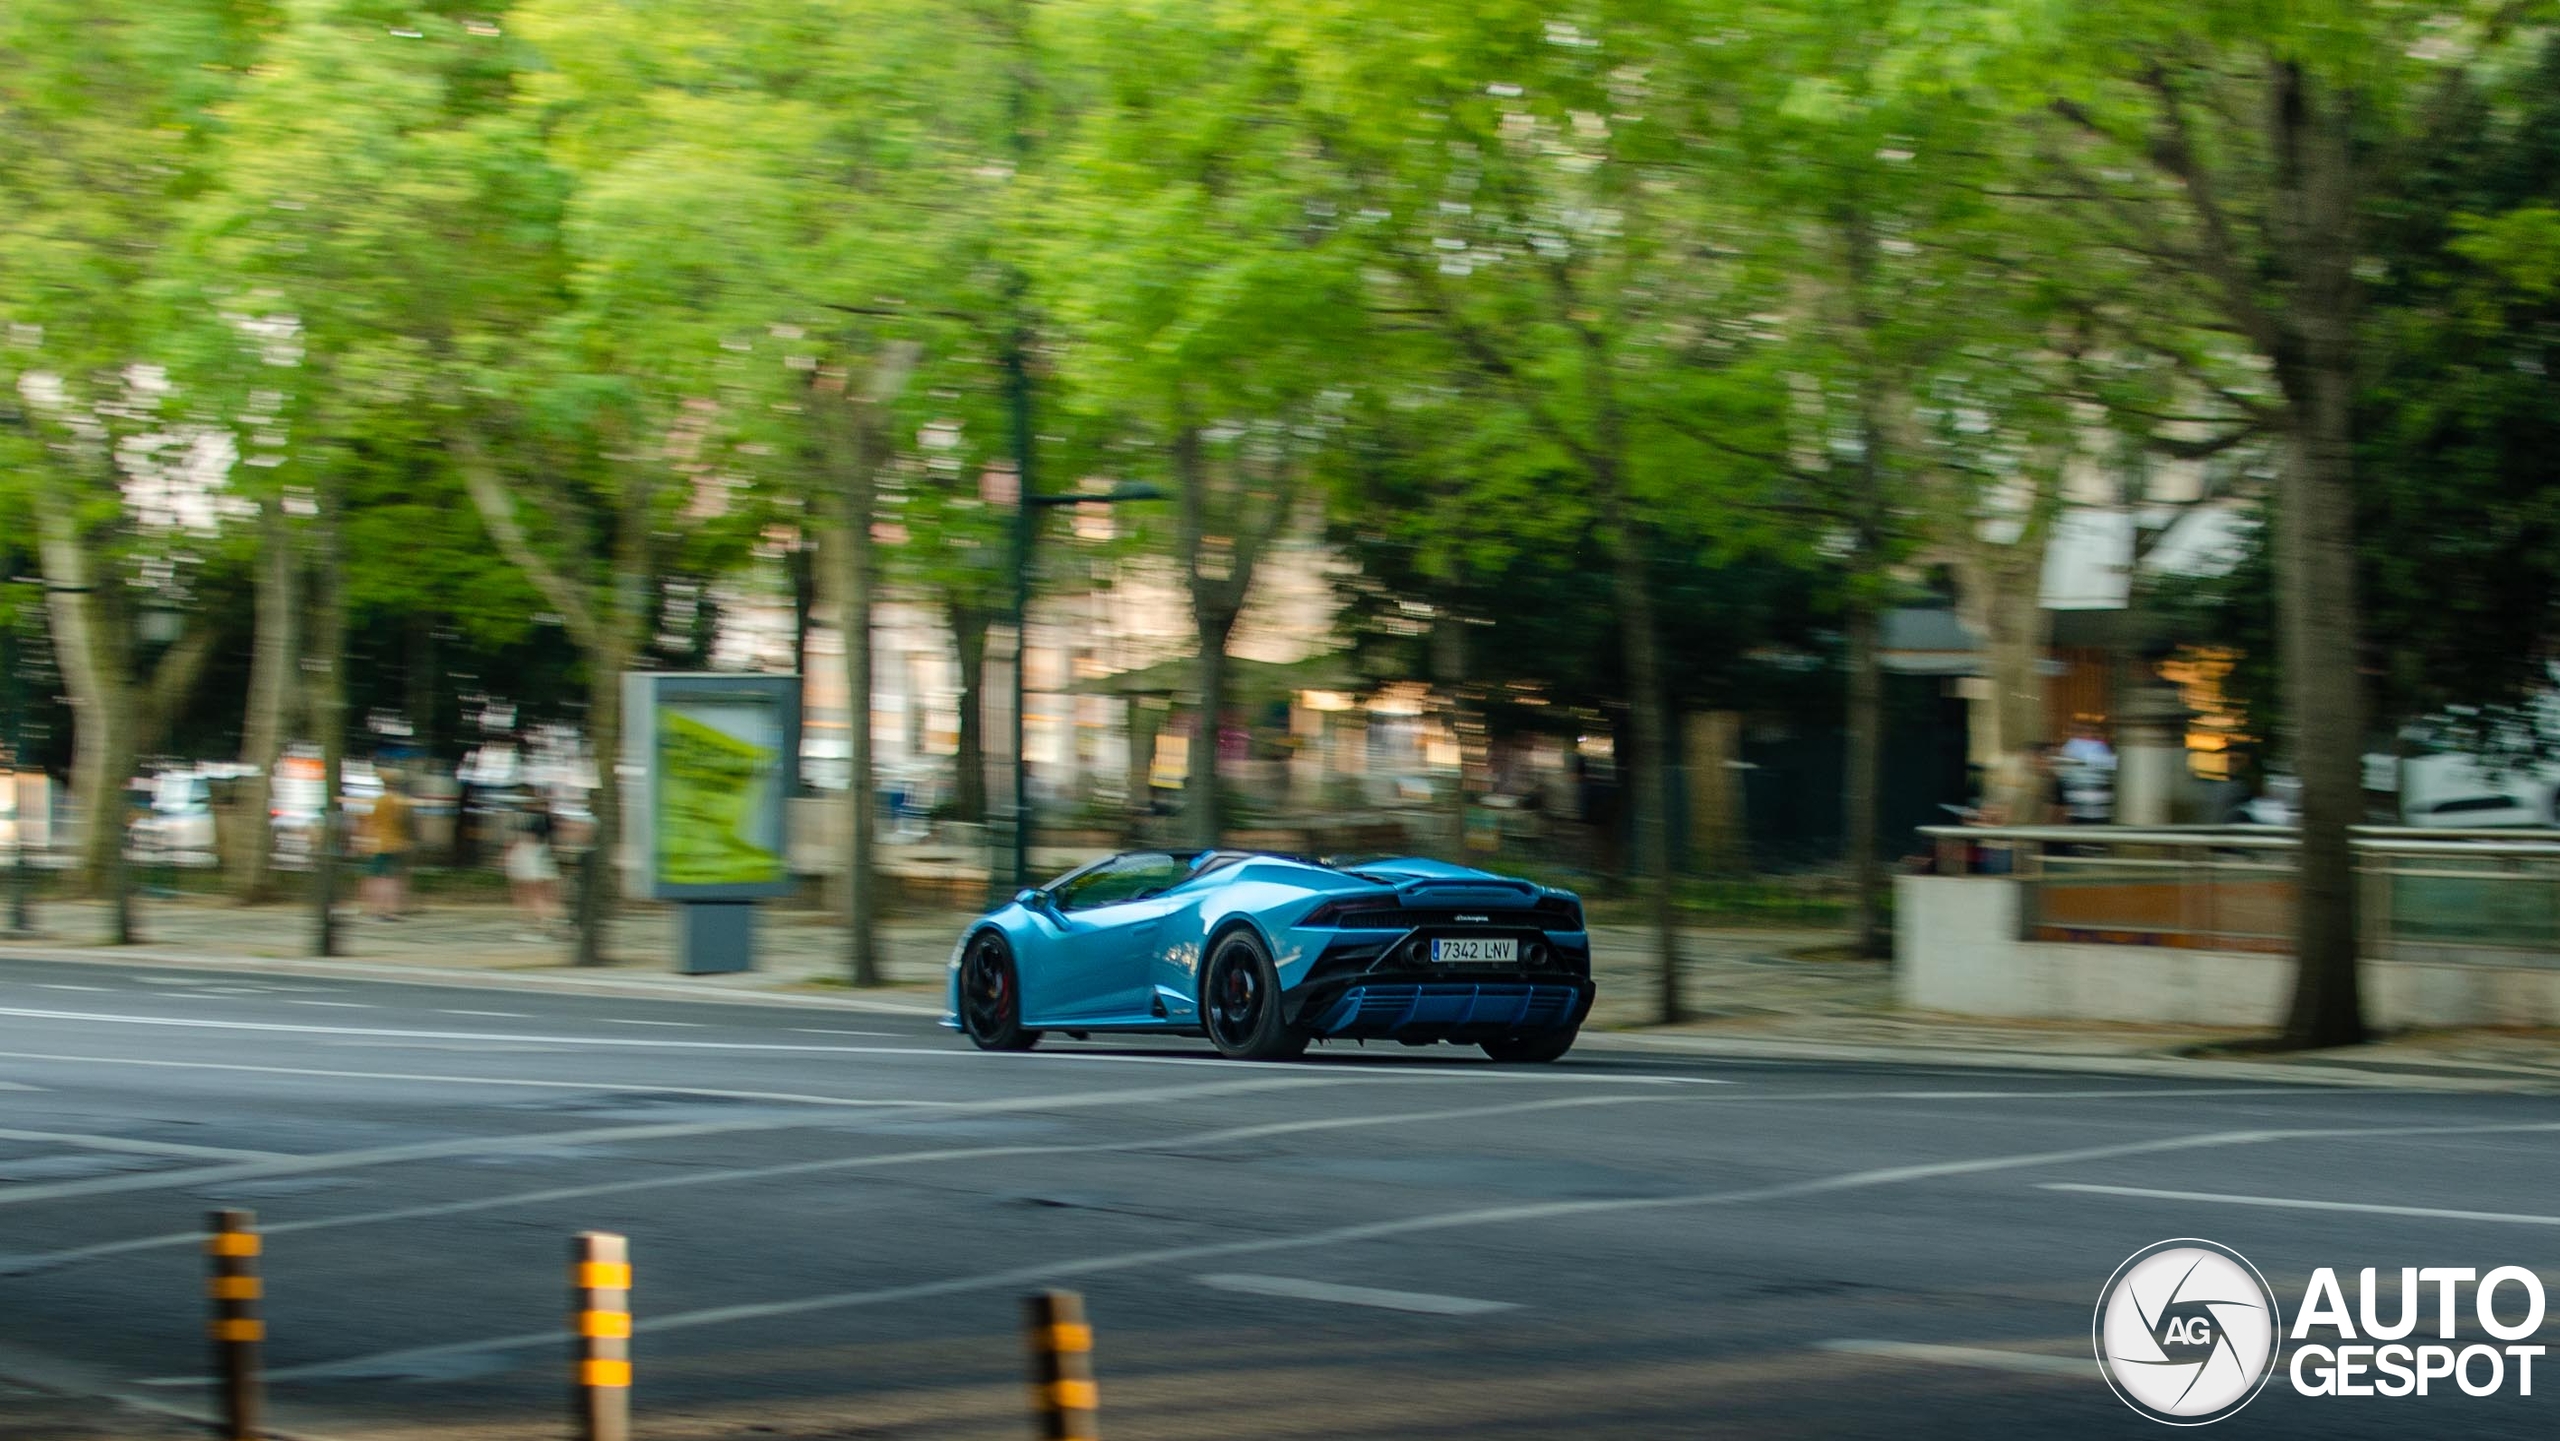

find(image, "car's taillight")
[1534,896,1585,930]
[1301,901,1347,928]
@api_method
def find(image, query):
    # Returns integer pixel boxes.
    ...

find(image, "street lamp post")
[998,338,1160,894]
[3,600,32,937]
[0,573,73,938]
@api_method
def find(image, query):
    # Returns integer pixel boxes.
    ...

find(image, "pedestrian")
[2059,722,2117,823]
[507,795,561,940]
[359,768,413,920]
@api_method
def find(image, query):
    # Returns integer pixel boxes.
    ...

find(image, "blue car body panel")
[943,851,1595,1048]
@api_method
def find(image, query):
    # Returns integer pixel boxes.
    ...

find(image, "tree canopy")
[10,1,2560,1034]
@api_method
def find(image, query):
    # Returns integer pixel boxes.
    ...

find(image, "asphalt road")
[0,953,2553,1440]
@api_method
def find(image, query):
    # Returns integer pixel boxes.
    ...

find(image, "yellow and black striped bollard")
[571,1231,631,1441]
[1023,1289,1099,1439]
[206,1208,263,1440]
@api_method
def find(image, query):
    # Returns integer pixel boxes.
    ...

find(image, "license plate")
[1431,937,1517,964]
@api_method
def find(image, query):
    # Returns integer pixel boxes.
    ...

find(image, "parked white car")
[132,771,219,863]
[2382,710,2560,828]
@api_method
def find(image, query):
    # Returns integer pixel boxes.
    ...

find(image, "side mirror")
[1015,887,1050,911]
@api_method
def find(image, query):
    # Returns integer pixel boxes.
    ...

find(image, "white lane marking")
[21,1092,1671,1275]
[68,957,942,1015]
[438,1010,526,1018]
[596,1018,697,1028]
[1197,1273,1516,1315]
[793,1028,899,1038]
[0,1048,2301,1112]
[204,1115,2560,1384]
[0,1081,38,1091]
[1816,1340,2089,1378]
[2044,1182,2560,1227]
[0,1074,1351,1210]
[15,1086,2314,1274]
[0,1118,835,1207]
[34,984,110,992]
[0,1006,1720,1084]
[0,1006,956,1055]
[0,1049,953,1106]
[285,1000,372,1009]
[0,1128,285,1162]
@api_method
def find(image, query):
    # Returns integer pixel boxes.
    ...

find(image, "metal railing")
[1920,824,2560,965]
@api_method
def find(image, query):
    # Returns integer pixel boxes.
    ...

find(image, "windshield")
[1051,852,1195,911]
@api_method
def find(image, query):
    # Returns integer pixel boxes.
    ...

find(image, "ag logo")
[2095,1239,2281,1425]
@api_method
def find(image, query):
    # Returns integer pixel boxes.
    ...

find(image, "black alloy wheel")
[1200,929,1307,1061]
[960,932,1042,1052]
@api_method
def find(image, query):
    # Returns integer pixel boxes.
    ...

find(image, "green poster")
[655,705,783,886]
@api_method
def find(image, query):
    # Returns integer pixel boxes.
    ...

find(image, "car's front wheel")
[959,932,1042,1052]
[1481,1026,1578,1063]
[1201,929,1307,1061]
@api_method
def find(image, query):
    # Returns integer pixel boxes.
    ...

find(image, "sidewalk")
[1584,923,2560,1092]
[0,894,956,1013]
[3,897,2554,1090]
[0,1374,206,1441]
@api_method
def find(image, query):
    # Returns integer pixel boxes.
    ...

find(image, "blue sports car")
[944,850,1594,1062]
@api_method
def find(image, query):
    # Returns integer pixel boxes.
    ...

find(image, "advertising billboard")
[622,672,800,901]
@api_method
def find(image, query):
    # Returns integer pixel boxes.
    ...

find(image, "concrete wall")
[1896,874,2560,1028]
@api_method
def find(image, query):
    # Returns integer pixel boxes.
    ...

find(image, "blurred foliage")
[2153,32,2560,754]
[4,0,2560,818]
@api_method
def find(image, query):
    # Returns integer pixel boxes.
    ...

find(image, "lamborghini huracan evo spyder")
[944,850,1595,1061]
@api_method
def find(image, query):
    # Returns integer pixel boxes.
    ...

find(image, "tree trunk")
[1444,701,1478,857]
[68,689,134,913]
[1167,418,1299,856]
[840,441,882,988]
[574,464,664,968]
[2271,66,2367,1048]
[1686,711,1746,876]
[407,610,437,761]
[1126,696,1162,824]
[1187,611,1235,850]
[949,600,990,824]
[448,420,648,965]
[230,497,297,901]
[1431,616,1472,855]
[789,531,815,707]
[1958,552,2053,825]
[34,495,129,898]
[1597,480,1683,1024]
[2277,389,2366,1047]
[1837,210,1895,962]
[1843,596,1886,958]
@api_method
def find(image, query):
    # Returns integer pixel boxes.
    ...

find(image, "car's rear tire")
[1481,1026,1578,1063]
[1201,928,1306,1061]
[959,932,1042,1052]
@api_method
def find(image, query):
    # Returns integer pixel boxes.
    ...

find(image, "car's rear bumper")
[1287,969,1594,1042]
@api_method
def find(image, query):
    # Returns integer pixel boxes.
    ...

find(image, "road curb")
[4,940,2542,1091]
[0,1342,346,1441]
[0,943,945,1017]
[1580,1030,2560,1093]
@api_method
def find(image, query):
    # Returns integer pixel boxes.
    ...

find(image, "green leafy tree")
[0,1,256,909]
[185,0,570,948]
[1041,0,1371,850]
[515,0,1026,977]
[1987,0,2557,1045]
[1294,0,1798,1018]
